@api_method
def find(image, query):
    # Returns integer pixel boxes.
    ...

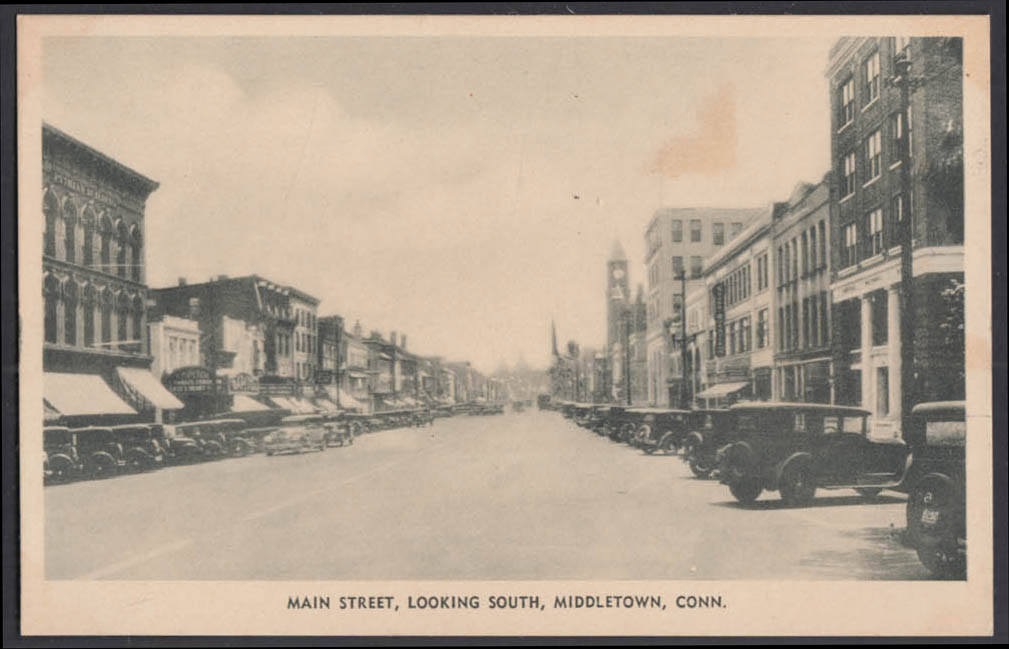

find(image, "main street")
[46,410,931,581]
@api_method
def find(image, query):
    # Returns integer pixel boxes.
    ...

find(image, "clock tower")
[606,239,630,348]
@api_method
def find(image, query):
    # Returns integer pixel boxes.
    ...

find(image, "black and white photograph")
[15,11,996,638]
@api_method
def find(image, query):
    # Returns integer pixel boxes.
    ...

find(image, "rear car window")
[925,420,966,446]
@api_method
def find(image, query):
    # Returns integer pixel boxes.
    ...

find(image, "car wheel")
[266,451,274,456]
[730,478,762,504]
[661,437,678,455]
[780,462,817,507]
[856,487,882,499]
[86,454,117,480]
[908,479,964,578]
[688,451,714,479]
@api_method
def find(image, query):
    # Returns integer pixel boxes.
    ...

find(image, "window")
[728,321,737,355]
[117,303,128,346]
[864,51,880,105]
[44,282,58,343]
[809,227,818,271]
[83,294,94,347]
[690,219,702,242]
[791,238,798,281]
[777,307,785,351]
[842,152,856,197]
[840,76,855,126]
[731,222,743,238]
[672,256,684,277]
[894,36,911,57]
[865,129,882,181]
[63,203,76,264]
[801,231,809,276]
[870,291,888,346]
[791,301,800,351]
[690,256,703,279]
[43,193,57,257]
[868,208,884,256]
[740,316,752,352]
[818,220,827,267]
[131,242,141,282]
[820,292,830,345]
[64,285,76,345]
[809,297,819,347]
[671,219,682,242]
[757,309,768,348]
[101,300,112,344]
[82,219,94,267]
[842,222,858,268]
[713,222,725,246]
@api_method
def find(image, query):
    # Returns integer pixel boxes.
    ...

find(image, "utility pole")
[679,271,690,409]
[892,47,921,440]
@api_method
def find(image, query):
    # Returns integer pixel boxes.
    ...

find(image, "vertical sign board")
[713,283,726,357]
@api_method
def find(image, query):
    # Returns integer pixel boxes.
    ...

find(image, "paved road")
[46,410,932,580]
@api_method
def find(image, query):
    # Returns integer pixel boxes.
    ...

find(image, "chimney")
[178,277,187,286]
[188,297,201,320]
[390,331,397,346]
[401,334,407,350]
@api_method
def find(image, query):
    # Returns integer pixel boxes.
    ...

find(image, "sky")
[43,36,833,373]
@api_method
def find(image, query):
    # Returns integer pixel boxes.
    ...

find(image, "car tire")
[730,478,762,504]
[907,476,964,579]
[780,462,817,507]
[86,453,117,480]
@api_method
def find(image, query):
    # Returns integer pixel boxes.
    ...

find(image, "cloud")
[645,83,738,179]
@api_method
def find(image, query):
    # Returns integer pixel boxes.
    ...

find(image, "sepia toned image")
[16,13,994,638]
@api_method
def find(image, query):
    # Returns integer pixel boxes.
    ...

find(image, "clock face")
[612,268,625,280]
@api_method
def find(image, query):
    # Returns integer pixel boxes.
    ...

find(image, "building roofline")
[703,207,773,274]
[43,122,160,194]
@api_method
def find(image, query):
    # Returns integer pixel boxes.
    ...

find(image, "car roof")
[281,414,324,422]
[911,401,966,416]
[729,402,871,416]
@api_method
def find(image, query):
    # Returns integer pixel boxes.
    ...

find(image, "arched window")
[132,295,144,350]
[99,214,113,273]
[43,274,59,343]
[100,289,113,345]
[115,220,128,278]
[63,280,78,345]
[82,283,96,347]
[129,224,142,282]
[43,189,58,257]
[116,292,129,347]
[81,207,95,267]
[63,200,77,264]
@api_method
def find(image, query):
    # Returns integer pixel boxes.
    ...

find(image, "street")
[46,410,932,581]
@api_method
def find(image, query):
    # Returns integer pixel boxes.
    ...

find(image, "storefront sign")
[164,366,218,394]
[229,372,259,394]
[713,283,726,357]
[258,376,297,396]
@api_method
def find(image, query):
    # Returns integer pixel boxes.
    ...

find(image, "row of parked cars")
[42,405,463,484]
[552,399,968,580]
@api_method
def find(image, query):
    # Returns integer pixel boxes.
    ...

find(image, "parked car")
[537,394,552,410]
[681,410,736,478]
[75,427,124,479]
[44,426,79,483]
[110,424,164,472]
[633,408,691,454]
[903,401,967,579]
[264,415,327,456]
[159,423,203,462]
[717,403,909,506]
[322,416,354,447]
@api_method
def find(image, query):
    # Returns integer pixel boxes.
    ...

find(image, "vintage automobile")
[110,424,164,472]
[264,415,327,455]
[75,426,125,479]
[903,401,967,579]
[633,408,691,454]
[717,403,909,506]
[173,420,225,458]
[44,426,79,483]
[322,415,355,447]
[605,407,646,442]
[681,409,737,478]
[235,426,276,454]
[584,405,612,434]
[159,422,203,462]
[537,394,552,410]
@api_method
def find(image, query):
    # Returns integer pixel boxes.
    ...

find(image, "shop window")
[876,367,890,416]
[870,290,888,346]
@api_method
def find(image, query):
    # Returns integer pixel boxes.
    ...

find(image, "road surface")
[46,410,932,580]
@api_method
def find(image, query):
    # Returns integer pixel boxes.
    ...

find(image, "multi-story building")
[339,321,373,411]
[316,315,343,385]
[150,275,317,392]
[772,177,833,403]
[643,207,764,406]
[289,288,320,384]
[148,315,201,379]
[42,123,183,424]
[695,208,775,407]
[826,36,964,438]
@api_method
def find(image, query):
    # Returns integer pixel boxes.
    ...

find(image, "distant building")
[148,315,201,379]
[826,37,964,437]
[643,207,764,406]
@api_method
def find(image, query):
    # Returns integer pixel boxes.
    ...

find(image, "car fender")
[685,432,705,452]
[773,452,813,489]
[893,452,916,492]
[47,453,76,472]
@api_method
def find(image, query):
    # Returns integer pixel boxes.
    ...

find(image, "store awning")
[232,394,271,412]
[333,392,365,410]
[116,367,185,410]
[314,398,341,413]
[44,372,137,417]
[291,397,319,414]
[694,382,750,400]
[267,396,297,411]
[44,402,62,422]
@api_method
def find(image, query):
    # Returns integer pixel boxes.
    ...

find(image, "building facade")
[42,123,183,424]
[696,209,775,407]
[148,315,201,379]
[289,289,320,384]
[772,177,833,403]
[643,207,764,406]
[826,36,964,438]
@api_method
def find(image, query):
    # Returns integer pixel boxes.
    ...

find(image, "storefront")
[43,372,138,427]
